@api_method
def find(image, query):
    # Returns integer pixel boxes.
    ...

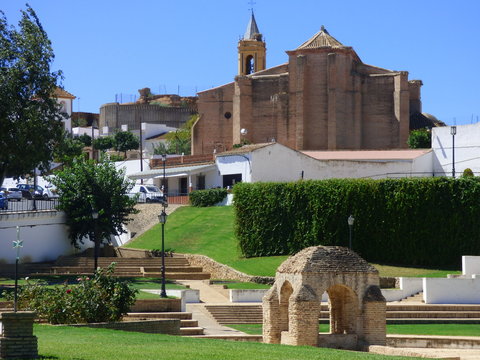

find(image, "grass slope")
[125,206,460,278]
[35,325,420,360]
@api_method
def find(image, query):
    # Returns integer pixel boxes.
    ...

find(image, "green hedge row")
[189,188,228,207]
[233,178,480,267]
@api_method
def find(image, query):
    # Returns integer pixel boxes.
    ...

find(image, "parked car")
[0,187,22,201]
[44,183,59,199]
[128,185,167,204]
[17,184,48,200]
[0,193,8,210]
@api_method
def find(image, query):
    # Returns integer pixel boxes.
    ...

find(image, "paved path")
[177,280,247,336]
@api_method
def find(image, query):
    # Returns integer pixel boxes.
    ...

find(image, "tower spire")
[244,11,261,40]
[238,11,266,75]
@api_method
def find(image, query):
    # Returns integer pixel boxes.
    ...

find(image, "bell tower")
[238,12,266,76]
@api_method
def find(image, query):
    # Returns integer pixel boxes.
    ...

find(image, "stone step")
[126,312,192,320]
[180,319,199,327]
[180,327,204,336]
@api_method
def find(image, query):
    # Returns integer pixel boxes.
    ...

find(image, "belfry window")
[246,55,255,75]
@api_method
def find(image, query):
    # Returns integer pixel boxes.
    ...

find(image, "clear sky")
[3,0,479,125]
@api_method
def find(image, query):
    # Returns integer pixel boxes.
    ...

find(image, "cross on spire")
[248,0,256,12]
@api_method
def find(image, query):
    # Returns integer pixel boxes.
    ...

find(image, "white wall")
[432,123,480,176]
[249,144,431,182]
[463,256,480,277]
[58,97,73,133]
[423,277,480,304]
[216,154,252,183]
[0,211,89,264]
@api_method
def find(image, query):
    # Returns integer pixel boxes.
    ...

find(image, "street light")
[92,208,99,273]
[158,209,168,298]
[347,215,355,250]
[451,126,457,178]
[13,226,23,313]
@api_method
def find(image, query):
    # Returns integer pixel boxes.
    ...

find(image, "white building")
[54,87,75,133]
[432,122,480,177]
[126,143,433,196]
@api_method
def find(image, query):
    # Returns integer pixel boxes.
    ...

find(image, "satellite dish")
[240,128,248,135]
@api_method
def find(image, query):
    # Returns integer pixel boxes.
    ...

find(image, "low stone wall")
[69,319,180,335]
[230,289,268,303]
[130,299,181,312]
[184,254,273,284]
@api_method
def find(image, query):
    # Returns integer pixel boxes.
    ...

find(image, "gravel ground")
[125,203,183,239]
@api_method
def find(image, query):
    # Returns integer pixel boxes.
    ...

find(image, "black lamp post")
[158,209,168,298]
[451,126,457,178]
[13,226,23,313]
[92,208,99,273]
[347,215,355,250]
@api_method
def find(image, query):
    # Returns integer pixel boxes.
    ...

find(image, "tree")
[93,136,114,151]
[113,131,139,158]
[154,114,197,155]
[53,133,85,166]
[407,129,431,149]
[52,158,138,271]
[0,6,65,186]
[77,133,92,147]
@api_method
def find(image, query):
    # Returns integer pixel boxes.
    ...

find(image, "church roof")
[296,26,345,50]
[244,12,261,40]
[54,87,76,99]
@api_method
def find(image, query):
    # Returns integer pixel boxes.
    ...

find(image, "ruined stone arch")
[327,284,359,335]
[262,246,386,350]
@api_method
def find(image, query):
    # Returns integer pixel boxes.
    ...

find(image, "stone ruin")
[263,246,386,350]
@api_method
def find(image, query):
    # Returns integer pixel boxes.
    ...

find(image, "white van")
[129,185,166,204]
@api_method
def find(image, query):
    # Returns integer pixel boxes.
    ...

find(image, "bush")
[12,264,137,324]
[233,178,480,267]
[189,188,228,207]
[463,168,474,177]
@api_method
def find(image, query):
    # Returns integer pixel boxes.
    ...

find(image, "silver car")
[0,187,22,201]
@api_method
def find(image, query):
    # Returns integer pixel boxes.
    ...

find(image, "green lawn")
[228,324,480,337]
[125,206,460,278]
[34,325,420,360]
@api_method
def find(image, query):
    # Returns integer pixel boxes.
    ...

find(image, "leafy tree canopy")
[51,158,138,248]
[113,131,139,156]
[0,6,65,186]
[93,135,114,151]
[407,129,431,149]
[77,133,92,147]
[53,133,84,166]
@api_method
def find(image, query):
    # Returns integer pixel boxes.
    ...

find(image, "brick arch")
[327,284,359,335]
[279,280,293,333]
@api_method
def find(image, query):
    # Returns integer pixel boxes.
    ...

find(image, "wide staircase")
[205,303,480,325]
[20,255,210,280]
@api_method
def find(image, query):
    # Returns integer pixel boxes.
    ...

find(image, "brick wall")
[0,311,38,359]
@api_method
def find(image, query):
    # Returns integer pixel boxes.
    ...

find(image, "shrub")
[12,264,137,324]
[233,178,480,267]
[189,188,228,207]
[463,168,474,177]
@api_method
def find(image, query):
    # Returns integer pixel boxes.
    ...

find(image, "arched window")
[245,55,255,75]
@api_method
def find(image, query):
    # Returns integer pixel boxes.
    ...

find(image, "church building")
[192,13,429,155]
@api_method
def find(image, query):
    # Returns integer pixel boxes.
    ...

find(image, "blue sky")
[3,0,479,125]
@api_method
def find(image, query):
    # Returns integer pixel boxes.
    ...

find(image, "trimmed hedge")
[233,178,480,267]
[189,188,228,207]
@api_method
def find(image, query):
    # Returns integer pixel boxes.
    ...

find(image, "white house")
[126,143,434,196]
[54,87,75,133]
[432,122,480,176]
